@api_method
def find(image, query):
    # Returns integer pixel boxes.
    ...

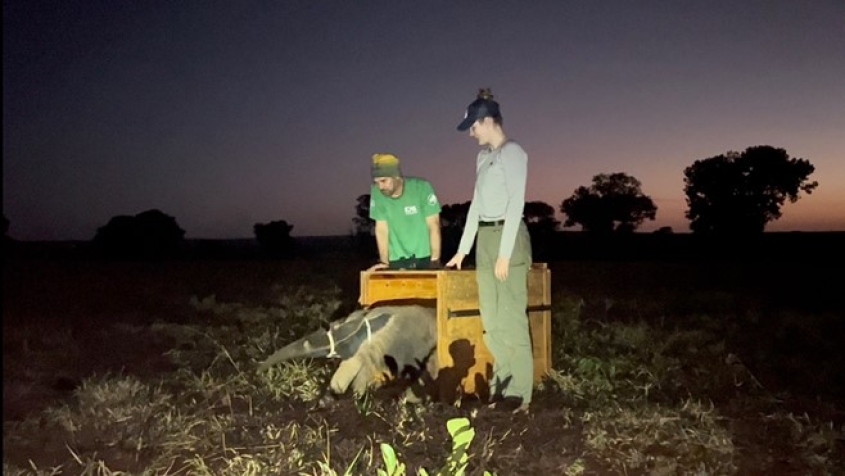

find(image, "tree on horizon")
[524,201,559,231]
[523,201,559,261]
[683,145,818,234]
[254,220,295,257]
[93,209,185,259]
[352,194,373,237]
[560,173,657,233]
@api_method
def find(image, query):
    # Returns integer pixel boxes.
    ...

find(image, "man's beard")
[379,188,394,197]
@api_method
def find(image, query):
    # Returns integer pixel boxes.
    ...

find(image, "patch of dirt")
[325,396,585,474]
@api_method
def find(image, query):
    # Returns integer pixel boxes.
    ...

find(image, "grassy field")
[3,251,844,475]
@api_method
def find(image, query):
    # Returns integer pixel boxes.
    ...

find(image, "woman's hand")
[445,253,466,269]
[495,256,510,281]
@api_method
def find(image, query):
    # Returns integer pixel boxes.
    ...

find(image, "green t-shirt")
[369,177,441,262]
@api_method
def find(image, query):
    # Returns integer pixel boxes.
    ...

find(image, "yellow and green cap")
[371,153,402,178]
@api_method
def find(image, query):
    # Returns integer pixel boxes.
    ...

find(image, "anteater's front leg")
[330,357,363,395]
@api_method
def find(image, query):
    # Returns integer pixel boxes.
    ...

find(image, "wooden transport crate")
[359,264,551,396]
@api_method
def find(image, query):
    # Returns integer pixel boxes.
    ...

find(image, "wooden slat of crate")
[360,271,439,304]
[359,264,551,397]
[531,266,552,384]
[437,269,489,395]
[437,266,551,393]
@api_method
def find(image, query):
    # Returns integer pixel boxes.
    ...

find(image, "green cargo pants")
[476,221,533,404]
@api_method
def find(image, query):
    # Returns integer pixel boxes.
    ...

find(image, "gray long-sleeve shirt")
[458,140,528,259]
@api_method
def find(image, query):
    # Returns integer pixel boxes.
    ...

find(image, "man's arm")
[374,220,389,264]
[426,214,441,262]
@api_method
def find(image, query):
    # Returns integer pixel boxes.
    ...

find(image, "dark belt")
[479,220,505,227]
[388,256,437,269]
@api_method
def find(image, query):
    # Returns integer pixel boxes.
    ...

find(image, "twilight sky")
[4,0,844,240]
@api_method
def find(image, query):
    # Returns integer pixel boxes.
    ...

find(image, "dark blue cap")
[457,98,500,131]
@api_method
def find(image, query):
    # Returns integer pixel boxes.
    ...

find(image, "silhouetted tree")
[524,201,559,230]
[353,194,373,236]
[254,220,295,257]
[440,201,471,259]
[683,146,818,234]
[523,201,559,261]
[93,209,186,259]
[351,194,376,257]
[440,201,471,234]
[560,173,657,233]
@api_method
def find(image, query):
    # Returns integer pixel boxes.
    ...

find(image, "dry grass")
[3,257,844,474]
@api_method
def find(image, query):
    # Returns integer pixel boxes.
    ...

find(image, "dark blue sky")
[4,0,844,240]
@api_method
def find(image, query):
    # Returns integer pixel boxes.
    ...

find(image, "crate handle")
[447,304,551,319]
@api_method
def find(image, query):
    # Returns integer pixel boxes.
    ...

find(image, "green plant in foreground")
[378,442,407,476]
[378,417,494,476]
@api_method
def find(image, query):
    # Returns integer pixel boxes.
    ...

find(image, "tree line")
[354,145,817,235]
[3,145,819,260]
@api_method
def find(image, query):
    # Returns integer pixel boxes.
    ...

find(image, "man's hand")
[494,256,510,281]
[429,258,443,269]
[366,262,389,272]
[445,253,466,269]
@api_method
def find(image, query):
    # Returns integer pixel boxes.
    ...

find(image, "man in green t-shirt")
[368,153,442,270]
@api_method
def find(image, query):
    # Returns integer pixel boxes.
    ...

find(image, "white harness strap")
[365,317,373,341]
[326,330,338,358]
[325,316,375,359]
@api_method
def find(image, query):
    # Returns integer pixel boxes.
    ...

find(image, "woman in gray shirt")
[445,88,533,413]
